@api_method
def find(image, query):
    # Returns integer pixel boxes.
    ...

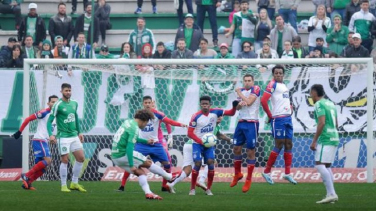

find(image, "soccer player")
[112,109,175,200]
[309,84,339,204]
[118,96,187,192]
[47,83,86,192]
[260,65,297,185]
[167,116,233,193]
[230,74,260,193]
[188,95,238,196]
[14,95,59,190]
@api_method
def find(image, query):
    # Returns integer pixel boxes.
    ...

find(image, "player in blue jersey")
[13,95,59,190]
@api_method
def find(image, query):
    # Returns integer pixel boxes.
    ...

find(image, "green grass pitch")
[0,181,375,211]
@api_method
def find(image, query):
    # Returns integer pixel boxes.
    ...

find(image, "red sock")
[162,167,171,187]
[190,169,199,190]
[264,151,279,174]
[121,171,130,187]
[29,170,44,183]
[207,170,215,190]
[26,161,47,177]
[284,152,292,175]
[246,165,255,180]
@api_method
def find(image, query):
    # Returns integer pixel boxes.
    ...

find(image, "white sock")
[171,171,187,186]
[326,167,336,195]
[72,161,83,183]
[148,163,171,180]
[138,175,152,194]
[60,163,68,186]
[315,165,334,196]
[198,165,208,183]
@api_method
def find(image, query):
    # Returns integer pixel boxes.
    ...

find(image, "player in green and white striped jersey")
[167,117,233,193]
[309,84,339,204]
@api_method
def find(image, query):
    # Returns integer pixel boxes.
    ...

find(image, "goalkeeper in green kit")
[111,109,177,200]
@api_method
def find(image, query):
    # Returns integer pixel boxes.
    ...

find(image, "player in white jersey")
[230,74,261,193]
[13,95,59,190]
[188,95,238,196]
[260,65,297,185]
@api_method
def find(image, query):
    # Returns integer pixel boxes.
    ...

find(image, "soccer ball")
[202,133,217,148]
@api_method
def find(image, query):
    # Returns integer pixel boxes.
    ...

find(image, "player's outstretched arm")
[162,117,187,127]
[12,114,37,139]
[187,127,203,145]
[223,100,239,116]
[261,92,272,120]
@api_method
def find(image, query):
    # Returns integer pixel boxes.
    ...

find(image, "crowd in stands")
[0,0,375,70]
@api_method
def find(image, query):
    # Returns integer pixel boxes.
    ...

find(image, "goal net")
[22,58,375,183]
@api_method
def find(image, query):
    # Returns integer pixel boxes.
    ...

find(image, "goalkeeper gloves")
[167,134,174,148]
[12,131,21,139]
[232,100,239,108]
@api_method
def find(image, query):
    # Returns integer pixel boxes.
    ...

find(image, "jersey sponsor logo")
[201,123,214,133]
[63,113,76,123]
[282,92,289,98]
[142,123,154,132]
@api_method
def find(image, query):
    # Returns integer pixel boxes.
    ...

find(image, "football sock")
[138,175,152,194]
[60,163,68,186]
[326,167,336,195]
[264,147,281,173]
[315,165,334,196]
[198,165,208,184]
[72,161,83,183]
[170,171,187,186]
[29,170,44,183]
[26,160,48,177]
[121,171,130,186]
[207,164,215,190]
[149,163,170,180]
[162,164,171,187]
[284,150,292,175]
[190,165,200,190]
[234,155,242,175]
[246,159,255,180]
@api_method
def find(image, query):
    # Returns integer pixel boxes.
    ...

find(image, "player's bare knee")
[61,155,69,163]
[285,139,293,150]
[233,146,242,155]
[206,159,214,165]
[142,160,152,168]
[246,149,256,160]
[44,157,52,165]
[184,165,192,175]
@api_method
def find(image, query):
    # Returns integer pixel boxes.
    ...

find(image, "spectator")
[128,17,156,57]
[308,5,331,52]
[96,44,114,59]
[257,0,276,20]
[177,0,194,25]
[344,32,370,57]
[344,0,361,26]
[0,0,21,29]
[139,43,153,59]
[370,0,376,16]
[153,42,171,59]
[237,41,257,59]
[275,0,300,32]
[349,0,375,53]
[18,3,46,48]
[308,45,325,58]
[254,8,273,51]
[281,40,298,59]
[340,31,355,57]
[68,32,95,59]
[74,3,99,48]
[94,0,111,45]
[5,44,25,68]
[137,43,155,98]
[292,36,309,58]
[0,37,17,67]
[193,38,217,58]
[256,36,278,55]
[51,35,70,59]
[71,0,88,14]
[22,35,40,58]
[225,0,257,57]
[49,3,74,47]
[256,41,279,72]
[40,40,53,59]
[119,42,137,59]
[215,43,234,59]
[175,13,203,53]
[195,0,222,47]
[312,0,326,12]
[171,38,193,58]
[229,1,240,25]
[314,37,331,56]
[134,0,157,14]
[326,14,349,55]
[205,43,237,83]
[326,0,351,22]
[270,15,298,57]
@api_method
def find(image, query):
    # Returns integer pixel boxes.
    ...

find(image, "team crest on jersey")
[37,113,42,118]
[62,147,67,152]
[271,88,275,92]
[63,108,67,111]
[191,122,196,126]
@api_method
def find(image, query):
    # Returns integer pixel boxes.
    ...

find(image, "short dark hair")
[85,3,91,9]
[61,83,71,90]
[78,32,85,37]
[243,74,254,81]
[134,109,155,121]
[200,95,211,103]
[143,96,152,101]
[316,37,324,41]
[137,17,145,21]
[240,0,249,4]
[272,65,285,74]
[348,31,355,35]
[157,41,165,47]
[361,0,369,4]
[292,36,301,43]
[275,14,283,20]
[58,2,66,8]
[284,40,292,45]
[200,38,208,44]
[311,84,325,97]
[48,95,59,102]
[25,35,33,40]
[177,38,186,43]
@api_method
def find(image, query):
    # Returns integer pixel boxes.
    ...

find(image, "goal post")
[22,58,375,183]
